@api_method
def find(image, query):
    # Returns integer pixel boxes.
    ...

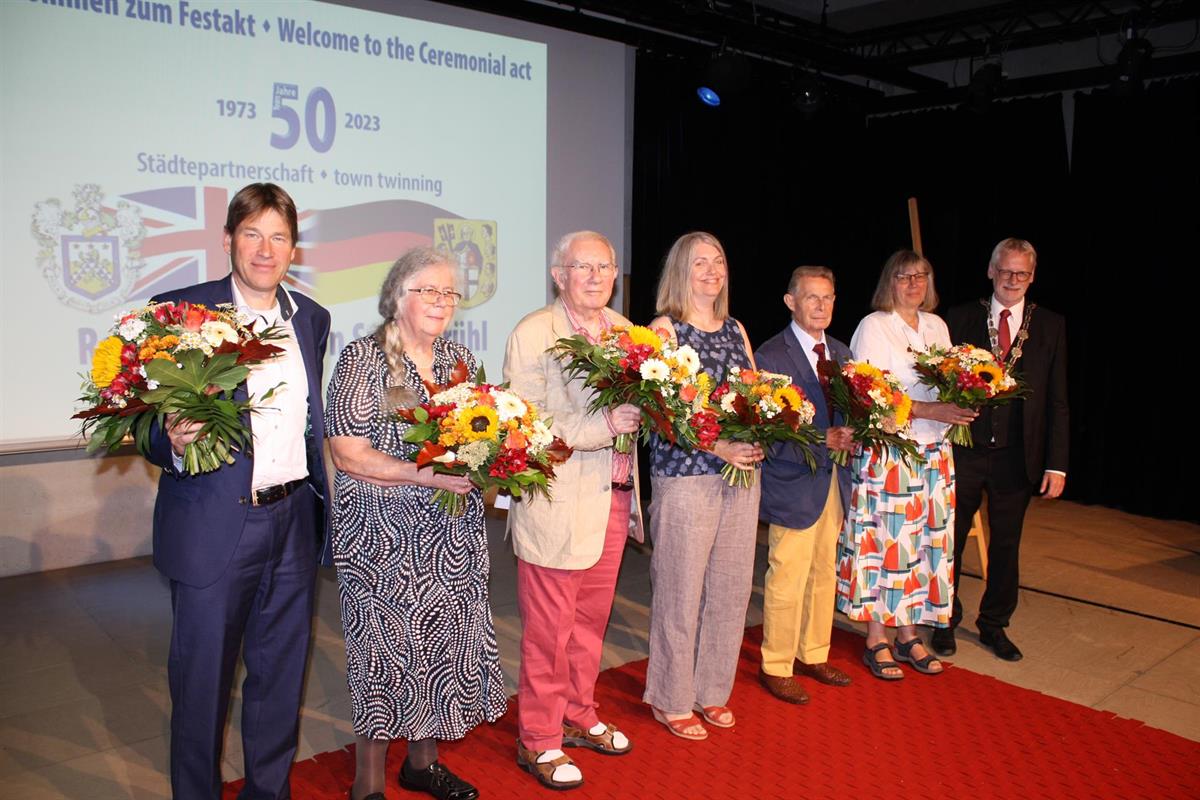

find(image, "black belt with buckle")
[252,478,306,507]
[611,480,634,492]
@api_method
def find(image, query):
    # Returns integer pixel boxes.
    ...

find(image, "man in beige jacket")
[504,230,643,791]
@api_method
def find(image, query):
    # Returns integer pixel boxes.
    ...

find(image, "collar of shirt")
[231,279,287,328]
[789,319,826,372]
[990,295,1025,333]
[562,301,613,344]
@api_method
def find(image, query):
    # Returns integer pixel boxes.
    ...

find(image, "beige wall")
[0,449,157,577]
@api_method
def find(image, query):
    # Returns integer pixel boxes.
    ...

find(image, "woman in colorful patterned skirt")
[326,247,506,800]
[643,231,764,739]
[837,250,977,680]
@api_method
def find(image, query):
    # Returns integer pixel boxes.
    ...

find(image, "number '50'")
[270,83,335,153]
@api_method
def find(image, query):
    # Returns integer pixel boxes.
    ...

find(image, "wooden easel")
[907,197,988,579]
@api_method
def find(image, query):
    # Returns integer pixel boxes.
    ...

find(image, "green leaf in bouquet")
[413,407,429,423]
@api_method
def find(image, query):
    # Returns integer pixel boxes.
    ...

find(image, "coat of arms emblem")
[434,218,497,309]
[32,184,147,312]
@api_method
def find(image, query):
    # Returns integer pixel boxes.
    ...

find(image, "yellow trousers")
[761,471,843,676]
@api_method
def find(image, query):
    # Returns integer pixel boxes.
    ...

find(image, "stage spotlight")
[697,49,750,106]
[1112,36,1153,96]
[964,62,1004,114]
[792,75,826,118]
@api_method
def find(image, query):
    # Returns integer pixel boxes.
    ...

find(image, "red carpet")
[224,627,1200,799]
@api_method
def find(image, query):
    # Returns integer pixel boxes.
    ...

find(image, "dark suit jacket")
[146,276,331,587]
[945,300,1068,484]
[755,326,852,530]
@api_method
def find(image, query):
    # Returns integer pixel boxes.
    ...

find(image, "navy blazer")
[755,326,852,531]
[146,276,331,587]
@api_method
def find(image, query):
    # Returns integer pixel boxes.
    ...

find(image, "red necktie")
[813,342,834,421]
[998,309,1012,361]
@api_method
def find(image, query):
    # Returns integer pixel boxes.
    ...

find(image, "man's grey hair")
[549,230,617,269]
[787,265,836,295]
[989,238,1038,271]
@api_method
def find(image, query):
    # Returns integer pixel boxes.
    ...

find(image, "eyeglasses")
[895,271,930,285]
[995,269,1034,283]
[404,287,463,306]
[561,262,617,276]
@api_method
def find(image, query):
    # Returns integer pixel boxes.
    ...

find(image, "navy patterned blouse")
[650,316,752,477]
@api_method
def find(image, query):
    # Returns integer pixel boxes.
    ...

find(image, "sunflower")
[971,363,1002,389]
[91,336,124,389]
[893,392,913,428]
[772,385,805,412]
[852,362,884,380]
[625,325,663,352]
[456,405,500,442]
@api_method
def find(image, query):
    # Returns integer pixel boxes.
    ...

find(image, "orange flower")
[739,368,757,383]
[679,383,698,403]
[505,428,528,449]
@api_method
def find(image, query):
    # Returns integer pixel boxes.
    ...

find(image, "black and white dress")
[325,334,507,740]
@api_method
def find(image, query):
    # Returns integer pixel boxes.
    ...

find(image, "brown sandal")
[562,722,632,755]
[516,740,584,791]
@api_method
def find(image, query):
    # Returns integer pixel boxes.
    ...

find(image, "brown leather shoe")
[759,668,809,705]
[795,661,852,687]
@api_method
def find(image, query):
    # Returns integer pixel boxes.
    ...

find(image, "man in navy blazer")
[755,266,854,704]
[144,183,331,799]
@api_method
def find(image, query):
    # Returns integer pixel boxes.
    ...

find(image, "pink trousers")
[515,490,630,751]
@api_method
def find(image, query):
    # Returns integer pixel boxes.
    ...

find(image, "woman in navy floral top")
[642,232,764,740]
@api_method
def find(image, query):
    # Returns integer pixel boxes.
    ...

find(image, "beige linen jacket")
[502,299,645,569]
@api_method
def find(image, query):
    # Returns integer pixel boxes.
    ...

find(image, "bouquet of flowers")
[395,361,573,516]
[818,359,920,468]
[551,325,707,453]
[708,368,822,487]
[911,344,1024,447]
[74,302,286,474]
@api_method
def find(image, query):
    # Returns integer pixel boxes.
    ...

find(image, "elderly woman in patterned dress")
[642,231,764,740]
[326,247,506,800]
[836,249,977,680]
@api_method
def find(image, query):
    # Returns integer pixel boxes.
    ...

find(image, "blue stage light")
[696,86,721,106]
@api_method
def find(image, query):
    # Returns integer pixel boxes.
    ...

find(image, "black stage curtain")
[1066,79,1200,520]
[630,53,1198,520]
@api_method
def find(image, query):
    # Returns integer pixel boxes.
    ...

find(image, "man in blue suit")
[145,183,330,799]
[755,266,854,704]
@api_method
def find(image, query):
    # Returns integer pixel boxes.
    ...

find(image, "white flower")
[639,358,670,382]
[118,318,146,341]
[458,440,491,469]
[720,392,738,414]
[672,345,700,376]
[759,370,791,384]
[200,320,238,348]
[431,384,473,407]
[145,379,159,390]
[756,396,782,418]
[528,419,553,450]
[969,347,993,362]
[493,391,527,422]
[432,449,458,464]
[867,387,887,406]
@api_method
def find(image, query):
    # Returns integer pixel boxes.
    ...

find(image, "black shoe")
[398,760,480,800]
[931,626,957,657]
[978,626,1023,661]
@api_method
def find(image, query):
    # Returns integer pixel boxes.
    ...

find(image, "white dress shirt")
[850,310,951,446]
[231,282,311,490]
[790,319,826,375]
[990,295,1025,341]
